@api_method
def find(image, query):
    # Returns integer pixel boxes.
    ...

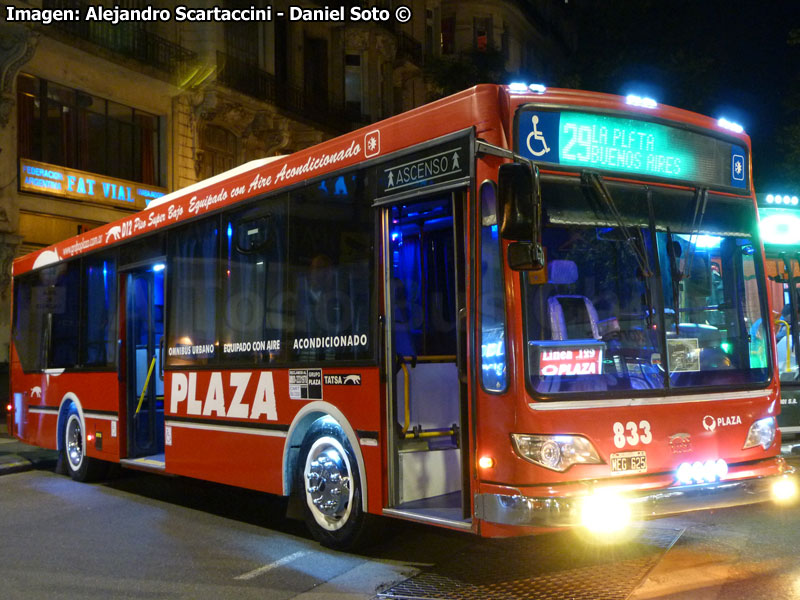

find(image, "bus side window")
[480,181,507,392]
[288,172,373,362]
[82,255,117,367]
[48,261,81,369]
[13,274,46,372]
[167,217,220,366]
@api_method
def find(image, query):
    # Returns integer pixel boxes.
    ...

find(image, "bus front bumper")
[475,470,797,528]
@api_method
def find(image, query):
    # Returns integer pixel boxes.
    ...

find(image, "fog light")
[772,477,798,504]
[676,458,728,485]
[580,490,632,534]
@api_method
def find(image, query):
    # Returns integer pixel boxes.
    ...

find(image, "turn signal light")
[478,456,495,469]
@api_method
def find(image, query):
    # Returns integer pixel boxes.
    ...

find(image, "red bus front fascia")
[470,87,787,534]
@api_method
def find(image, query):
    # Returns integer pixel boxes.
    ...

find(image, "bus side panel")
[163,368,384,502]
[9,344,121,462]
[9,344,43,445]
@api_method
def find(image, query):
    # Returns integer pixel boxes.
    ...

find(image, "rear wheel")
[297,420,377,550]
[62,406,107,482]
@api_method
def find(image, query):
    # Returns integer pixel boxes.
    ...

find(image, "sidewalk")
[0,423,59,475]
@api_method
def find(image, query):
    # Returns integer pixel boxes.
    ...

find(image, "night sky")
[564,0,800,192]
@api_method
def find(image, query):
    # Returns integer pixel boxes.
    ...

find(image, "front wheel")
[62,407,108,482]
[297,420,377,550]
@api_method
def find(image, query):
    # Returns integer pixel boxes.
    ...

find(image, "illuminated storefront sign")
[517,109,748,190]
[19,158,166,209]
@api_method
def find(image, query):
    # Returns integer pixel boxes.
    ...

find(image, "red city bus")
[8,84,796,549]
[757,192,800,443]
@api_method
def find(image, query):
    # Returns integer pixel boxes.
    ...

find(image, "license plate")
[610,451,647,474]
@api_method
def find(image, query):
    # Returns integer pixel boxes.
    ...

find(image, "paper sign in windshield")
[667,338,701,372]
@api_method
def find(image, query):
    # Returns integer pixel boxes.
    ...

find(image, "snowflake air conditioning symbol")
[732,154,745,182]
[364,130,380,158]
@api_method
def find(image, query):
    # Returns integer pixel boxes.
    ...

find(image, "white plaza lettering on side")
[170,372,277,421]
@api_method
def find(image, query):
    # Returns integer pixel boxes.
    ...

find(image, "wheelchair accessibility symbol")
[526,115,550,157]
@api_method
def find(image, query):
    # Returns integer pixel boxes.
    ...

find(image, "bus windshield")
[522,178,770,396]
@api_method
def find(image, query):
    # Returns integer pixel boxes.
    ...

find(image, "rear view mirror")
[498,162,544,270]
[507,241,544,271]
[497,162,538,241]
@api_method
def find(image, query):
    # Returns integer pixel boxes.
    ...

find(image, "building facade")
[0,0,573,388]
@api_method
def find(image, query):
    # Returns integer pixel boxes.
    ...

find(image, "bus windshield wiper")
[582,171,653,278]
[680,187,709,282]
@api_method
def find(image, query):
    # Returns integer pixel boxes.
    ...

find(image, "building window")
[441,16,455,55]
[345,54,362,120]
[474,16,493,52]
[16,73,161,186]
[200,124,237,178]
[425,9,435,57]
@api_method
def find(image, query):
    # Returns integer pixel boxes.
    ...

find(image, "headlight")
[511,434,602,472]
[743,416,776,451]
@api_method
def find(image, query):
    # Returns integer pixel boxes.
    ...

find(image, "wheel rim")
[65,414,84,471]
[303,436,354,531]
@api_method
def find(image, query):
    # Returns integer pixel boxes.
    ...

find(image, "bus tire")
[62,406,108,482]
[297,419,376,550]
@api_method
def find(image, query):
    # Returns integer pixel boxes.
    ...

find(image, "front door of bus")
[384,192,469,524]
[124,264,165,461]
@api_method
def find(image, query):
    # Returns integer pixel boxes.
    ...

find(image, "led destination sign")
[517,109,748,190]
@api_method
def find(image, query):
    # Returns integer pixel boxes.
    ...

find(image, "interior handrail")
[397,354,457,364]
[775,318,792,373]
[135,355,158,415]
[397,355,457,440]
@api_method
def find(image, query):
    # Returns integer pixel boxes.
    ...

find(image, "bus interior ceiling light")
[625,94,657,109]
[717,117,744,133]
[743,417,776,451]
[511,434,602,472]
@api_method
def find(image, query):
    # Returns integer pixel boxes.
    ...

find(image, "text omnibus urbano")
[8,84,796,549]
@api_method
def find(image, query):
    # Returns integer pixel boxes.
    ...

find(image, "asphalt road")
[2,451,800,599]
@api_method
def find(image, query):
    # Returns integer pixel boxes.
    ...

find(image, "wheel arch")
[282,401,368,511]
[56,392,85,452]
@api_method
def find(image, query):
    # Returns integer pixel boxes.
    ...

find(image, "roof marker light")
[509,82,528,93]
[718,117,744,133]
[766,194,774,204]
[793,196,799,206]
[528,83,547,94]
[626,94,657,109]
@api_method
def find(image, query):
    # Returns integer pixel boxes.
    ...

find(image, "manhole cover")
[377,525,683,600]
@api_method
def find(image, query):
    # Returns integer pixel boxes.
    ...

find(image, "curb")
[0,456,36,475]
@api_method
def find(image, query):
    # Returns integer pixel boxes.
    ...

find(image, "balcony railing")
[216,51,353,132]
[42,0,195,73]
